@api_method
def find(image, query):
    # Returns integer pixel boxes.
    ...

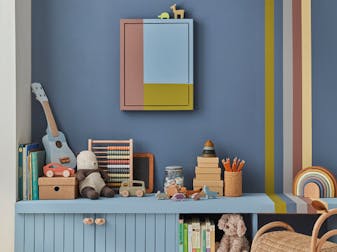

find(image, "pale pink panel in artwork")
[120,19,144,110]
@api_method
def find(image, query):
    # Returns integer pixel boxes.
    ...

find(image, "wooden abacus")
[88,139,133,190]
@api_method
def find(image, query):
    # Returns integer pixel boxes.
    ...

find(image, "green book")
[202,226,206,252]
[30,150,45,200]
[179,219,184,252]
[183,223,188,252]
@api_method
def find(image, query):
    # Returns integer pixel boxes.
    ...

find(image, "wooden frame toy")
[88,139,133,191]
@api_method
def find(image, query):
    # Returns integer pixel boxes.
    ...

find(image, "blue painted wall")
[32,0,269,192]
[312,0,337,174]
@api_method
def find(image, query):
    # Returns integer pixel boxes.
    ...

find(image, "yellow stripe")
[301,0,312,168]
[267,193,287,213]
[265,0,275,193]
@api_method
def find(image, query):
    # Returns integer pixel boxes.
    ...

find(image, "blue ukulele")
[31,83,76,168]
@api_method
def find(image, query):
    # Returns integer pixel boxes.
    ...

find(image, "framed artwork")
[120,19,194,110]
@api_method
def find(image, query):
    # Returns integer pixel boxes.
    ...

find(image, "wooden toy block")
[193,179,224,187]
[38,177,78,200]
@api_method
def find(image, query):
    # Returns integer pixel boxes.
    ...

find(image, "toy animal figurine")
[171,192,186,201]
[170,4,185,19]
[76,150,114,200]
[185,188,202,198]
[217,214,250,252]
[191,192,201,200]
[203,185,218,199]
[155,191,169,200]
[158,12,170,19]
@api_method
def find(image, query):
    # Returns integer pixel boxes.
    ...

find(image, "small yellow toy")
[158,12,170,19]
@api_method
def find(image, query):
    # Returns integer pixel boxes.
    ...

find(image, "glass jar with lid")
[163,165,184,193]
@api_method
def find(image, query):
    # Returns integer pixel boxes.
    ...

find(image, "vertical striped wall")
[265,0,312,196]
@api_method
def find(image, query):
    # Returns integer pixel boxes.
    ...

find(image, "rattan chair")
[251,201,337,252]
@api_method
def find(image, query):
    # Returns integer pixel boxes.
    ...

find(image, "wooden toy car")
[43,162,75,178]
[119,180,146,197]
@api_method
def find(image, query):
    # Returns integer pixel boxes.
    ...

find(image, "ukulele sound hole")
[56,141,63,148]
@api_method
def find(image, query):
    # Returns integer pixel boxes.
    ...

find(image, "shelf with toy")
[16,193,275,214]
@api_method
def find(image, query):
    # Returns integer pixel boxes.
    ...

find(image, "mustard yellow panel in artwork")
[144,84,193,110]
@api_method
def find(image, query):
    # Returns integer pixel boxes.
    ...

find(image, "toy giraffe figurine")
[170,4,185,19]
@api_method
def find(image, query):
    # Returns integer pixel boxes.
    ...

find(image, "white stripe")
[283,0,294,193]
[285,193,308,213]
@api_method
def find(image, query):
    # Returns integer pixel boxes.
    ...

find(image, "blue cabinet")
[15,212,178,252]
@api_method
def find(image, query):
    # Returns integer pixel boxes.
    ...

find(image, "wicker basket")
[224,171,242,197]
[251,206,337,252]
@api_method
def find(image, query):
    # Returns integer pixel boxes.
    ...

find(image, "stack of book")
[179,218,216,252]
[17,143,45,200]
[193,156,223,196]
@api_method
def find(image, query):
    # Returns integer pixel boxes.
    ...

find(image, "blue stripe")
[278,193,297,213]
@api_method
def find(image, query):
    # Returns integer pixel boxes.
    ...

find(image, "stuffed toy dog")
[217,214,250,252]
[76,150,114,200]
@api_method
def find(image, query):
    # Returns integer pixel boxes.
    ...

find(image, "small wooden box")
[38,177,78,200]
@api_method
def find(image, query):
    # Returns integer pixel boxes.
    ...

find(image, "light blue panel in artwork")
[145,214,156,252]
[24,214,35,252]
[44,214,55,252]
[125,214,136,252]
[64,214,74,252]
[165,214,178,252]
[144,20,191,84]
[15,214,25,252]
[105,214,116,252]
[116,214,126,252]
[135,214,146,252]
[155,214,166,252]
[95,214,106,252]
[74,214,84,252]
[34,214,45,252]
[54,214,64,252]
[83,214,95,252]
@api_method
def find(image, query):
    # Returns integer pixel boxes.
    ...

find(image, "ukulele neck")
[42,101,59,137]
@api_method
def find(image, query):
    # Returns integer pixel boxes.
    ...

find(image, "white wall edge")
[0,0,31,251]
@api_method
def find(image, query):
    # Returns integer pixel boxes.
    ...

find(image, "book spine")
[183,223,188,252]
[202,229,206,252]
[188,224,193,252]
[28,153,32,200]
[210,224,215,252]
[22,145,27,200]
[206,222,210,252]
[31,153,39,200]
[179,219,184,252]
[17,144,25,201]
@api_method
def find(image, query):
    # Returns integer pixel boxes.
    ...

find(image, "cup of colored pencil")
[222,157,245,197]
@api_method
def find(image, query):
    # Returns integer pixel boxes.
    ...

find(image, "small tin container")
[163,166,184,193]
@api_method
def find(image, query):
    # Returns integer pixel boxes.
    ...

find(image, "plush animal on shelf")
[76,150,114,200]
[217,214,250,252]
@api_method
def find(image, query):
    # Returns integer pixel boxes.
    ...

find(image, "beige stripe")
[301,0,312,168]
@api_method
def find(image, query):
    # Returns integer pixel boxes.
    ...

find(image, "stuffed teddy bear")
[217,214,250,252]
[76,150,114,200]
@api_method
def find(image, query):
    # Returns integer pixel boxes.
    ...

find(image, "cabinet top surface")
[16,193,337,214]
[16,193,274,214]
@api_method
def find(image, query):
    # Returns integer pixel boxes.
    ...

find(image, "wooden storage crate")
[39,177,78,200]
